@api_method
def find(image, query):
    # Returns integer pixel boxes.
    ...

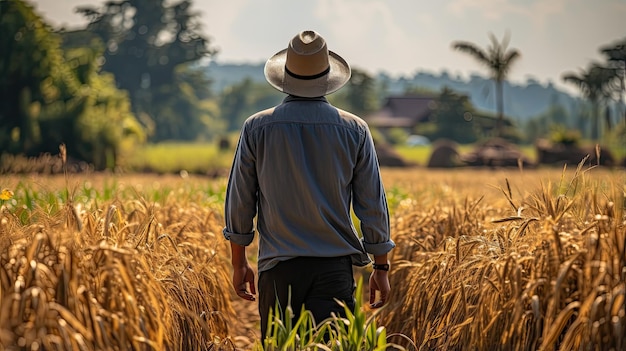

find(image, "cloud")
[315,0,407,42]
[199,0,249,56]
[446,0,528,20]
[524,0,567,29]
[446,0,566,27]
[313,0,415,73]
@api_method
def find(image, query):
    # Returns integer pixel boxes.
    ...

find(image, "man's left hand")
[369,269,390,308]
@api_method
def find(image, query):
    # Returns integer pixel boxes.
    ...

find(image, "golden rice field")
[0,165,624,350]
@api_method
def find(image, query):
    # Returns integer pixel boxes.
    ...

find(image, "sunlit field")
[0,165,624,350]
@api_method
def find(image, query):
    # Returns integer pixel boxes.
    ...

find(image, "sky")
[28,0,626,94]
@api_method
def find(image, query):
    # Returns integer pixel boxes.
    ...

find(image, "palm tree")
[600,38,626,124]
[452,32,521,137]
[562,63,619,142]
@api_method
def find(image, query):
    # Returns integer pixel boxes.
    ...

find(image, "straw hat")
[264,30,351,97]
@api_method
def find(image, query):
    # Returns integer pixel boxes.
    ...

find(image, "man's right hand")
[232,262,256,301]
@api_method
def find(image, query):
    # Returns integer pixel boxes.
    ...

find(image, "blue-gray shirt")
[223,95,395,272]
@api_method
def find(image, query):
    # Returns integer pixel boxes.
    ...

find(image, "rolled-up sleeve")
[352,127,395,255]
[362,239,395,256]
[222,228,255,246]
[223,122,258,247]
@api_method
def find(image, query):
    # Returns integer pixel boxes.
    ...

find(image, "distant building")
[366,93,515,141]
[366,94,438,131]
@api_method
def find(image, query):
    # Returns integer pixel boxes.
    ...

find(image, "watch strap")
[372,263,390,271]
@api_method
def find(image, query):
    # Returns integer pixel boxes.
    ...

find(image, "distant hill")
[203,61,583,122]
[378,71,583,122]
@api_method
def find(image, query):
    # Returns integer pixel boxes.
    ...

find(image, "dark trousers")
[258,256,356,342]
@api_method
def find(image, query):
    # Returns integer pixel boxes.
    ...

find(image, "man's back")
[234,95,387,272]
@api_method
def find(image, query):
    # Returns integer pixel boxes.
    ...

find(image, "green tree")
[523,102,572,143]
[143,64,222,141]
[562,63,619,142]
[600,37,626,125]
[73,0,217,141]
[416,88,481,144]
[0,0,144,170]
[343,68,379,116]
[452,32,521,137]
[328,68,387,116]
[219,78,283,132]
[0,0,64,154]
[62,46,145,169]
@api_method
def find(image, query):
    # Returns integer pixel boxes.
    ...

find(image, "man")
[223,30,395,341]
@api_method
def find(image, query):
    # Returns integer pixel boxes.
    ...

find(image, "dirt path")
[229,297,261,349]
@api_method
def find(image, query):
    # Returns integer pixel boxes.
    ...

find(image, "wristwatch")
[372,262,390,271]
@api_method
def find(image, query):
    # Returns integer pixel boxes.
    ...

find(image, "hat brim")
[264,49,351,97]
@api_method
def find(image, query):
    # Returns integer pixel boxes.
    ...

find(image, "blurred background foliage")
[1,0,144,170]
[1,0,624,172]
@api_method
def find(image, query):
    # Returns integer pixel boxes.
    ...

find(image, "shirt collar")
[283,95,329,104]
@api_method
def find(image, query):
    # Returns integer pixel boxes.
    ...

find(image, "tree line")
[2,0,624,170]
[452,32,625,145]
